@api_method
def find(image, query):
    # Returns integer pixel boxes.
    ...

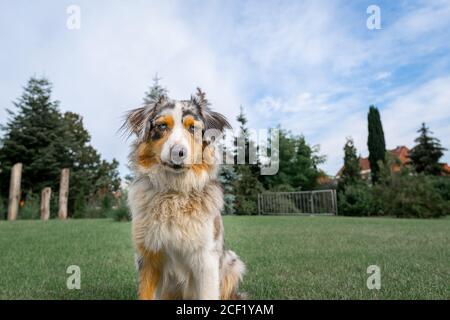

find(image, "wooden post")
[40,187,52,220]
[7,163,22,221]
[58,168,70,219]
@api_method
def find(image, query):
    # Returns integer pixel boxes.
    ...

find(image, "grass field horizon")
[0,216,449,300]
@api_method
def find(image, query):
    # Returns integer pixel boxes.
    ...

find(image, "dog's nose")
[170,144,188,165]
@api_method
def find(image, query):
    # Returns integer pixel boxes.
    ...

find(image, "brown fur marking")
[220,271,240,300]
[190,141,214,175]
[183,116,203,131]
[137,132,169,168]
[138,247,163,300]
[213,215,222,241]
[155,115,174,129]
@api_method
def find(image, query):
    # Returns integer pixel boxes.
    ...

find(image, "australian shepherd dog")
[122,88,245,300]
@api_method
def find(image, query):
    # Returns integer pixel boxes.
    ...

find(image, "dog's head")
[123,88,231,177]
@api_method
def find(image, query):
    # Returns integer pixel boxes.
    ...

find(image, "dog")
[122,88,246,300]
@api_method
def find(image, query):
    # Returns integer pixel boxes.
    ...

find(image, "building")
[335,145,449,179]
[442,163,450,176]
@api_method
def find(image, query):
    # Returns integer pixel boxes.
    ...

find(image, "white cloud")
[0,1,244,176]
[253,76,450,176]
[374,72,392,81]
[1,0,449,179]
[243,0,450,175]
[383,76,450,153]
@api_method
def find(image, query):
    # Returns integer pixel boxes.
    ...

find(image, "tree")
[234,106,260,175]
[234,165,265,215]
[260,128,325,191]
[218,164,238,215]
[409,123,447,175]
[0,194,5,220]
[0,77,121,216]
[143,74,168,105]
[0,77,64,195]
[337,137,362,192]
[367,105,386,184]
[60,111,120,211]
[372,173,449,218]
[233,106,265,215]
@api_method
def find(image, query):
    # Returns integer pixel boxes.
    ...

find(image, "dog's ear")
[120,101,163,141]
[192,87,232,133]
[121,107,148,140]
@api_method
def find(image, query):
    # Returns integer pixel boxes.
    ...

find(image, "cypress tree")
[409,123,446,175]
[367,105,386,184]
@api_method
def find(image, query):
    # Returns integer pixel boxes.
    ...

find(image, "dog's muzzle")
[169,144,188,168]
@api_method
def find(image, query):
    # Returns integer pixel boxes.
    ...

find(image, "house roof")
[336,146,410,177]
[335,157,370,178]
[390,146,410,164]
[336,145,450,177]
[358,158,371,171]
[443,163,450,175]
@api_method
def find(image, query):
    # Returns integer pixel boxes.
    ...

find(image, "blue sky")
[1,0,449,177]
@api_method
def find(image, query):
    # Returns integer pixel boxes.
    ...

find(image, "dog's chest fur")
[128,176,223,255]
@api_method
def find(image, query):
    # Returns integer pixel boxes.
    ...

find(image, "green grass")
[0,216,449,299]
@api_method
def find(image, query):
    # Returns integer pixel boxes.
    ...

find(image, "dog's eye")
[158,123,168,130]
[188,125,196,133]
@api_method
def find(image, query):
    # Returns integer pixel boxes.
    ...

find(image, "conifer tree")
[0,77,65,195]
[337,137,361,192]
[0,77,120,216]
[409,123,446,175]
[218,164,237,215]
[143,74,168,105]
[233,106,264,215]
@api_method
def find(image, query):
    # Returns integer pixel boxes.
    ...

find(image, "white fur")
[129,173,225,299]
[160,102,192,166]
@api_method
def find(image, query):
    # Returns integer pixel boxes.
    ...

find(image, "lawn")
[0,216,449,299]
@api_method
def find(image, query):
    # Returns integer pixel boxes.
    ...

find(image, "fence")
[257,190,338,215]
[5,162,70,221]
